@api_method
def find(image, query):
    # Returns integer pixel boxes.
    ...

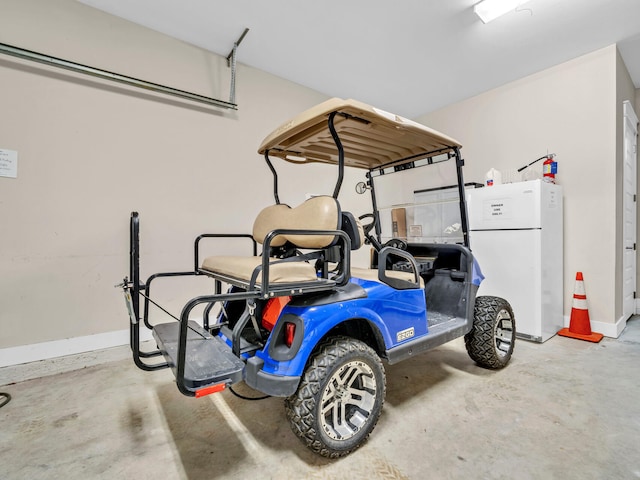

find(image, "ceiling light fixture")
[474,0,531,23]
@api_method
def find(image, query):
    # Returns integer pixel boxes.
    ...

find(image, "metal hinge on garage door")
[0,28,249,111]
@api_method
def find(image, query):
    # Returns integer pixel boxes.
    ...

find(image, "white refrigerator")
[467,180,563,342]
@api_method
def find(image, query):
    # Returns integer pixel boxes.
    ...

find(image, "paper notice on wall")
[0,149,18,178]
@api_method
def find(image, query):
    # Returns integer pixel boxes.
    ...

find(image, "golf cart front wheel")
[465,296,515,369]
[285,336,385,458]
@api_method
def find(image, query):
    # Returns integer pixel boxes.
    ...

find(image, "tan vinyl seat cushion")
[201,256,318,284]
[253,196,339,248]
[351,267,425,288]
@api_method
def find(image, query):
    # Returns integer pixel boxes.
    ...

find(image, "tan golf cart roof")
[258,98,462,170]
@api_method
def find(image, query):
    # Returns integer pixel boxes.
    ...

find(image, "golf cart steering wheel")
[358,213,376,236]
[358,214,408,251]
[383,238,408,250]
[358,213,382,250]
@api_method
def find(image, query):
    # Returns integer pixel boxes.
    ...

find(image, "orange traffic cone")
[558,272,603,342]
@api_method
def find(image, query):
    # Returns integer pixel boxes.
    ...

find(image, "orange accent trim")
[195,383,227,398]
[262,296,291,331]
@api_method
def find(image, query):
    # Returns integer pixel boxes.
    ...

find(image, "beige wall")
[2,1,638,359]
[0,0,370,352]
[416,45,626,332]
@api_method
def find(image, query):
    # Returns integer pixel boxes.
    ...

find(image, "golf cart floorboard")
[152,321,244,390]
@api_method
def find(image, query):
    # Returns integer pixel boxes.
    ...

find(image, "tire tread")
[285,336,385,458]
[465,295,515,369]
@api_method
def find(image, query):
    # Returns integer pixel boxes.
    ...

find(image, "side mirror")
[355,181,370,194]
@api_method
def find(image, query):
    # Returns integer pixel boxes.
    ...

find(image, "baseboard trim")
[3,311,630,368]
[562,315,628,339]
[0,327,154,368]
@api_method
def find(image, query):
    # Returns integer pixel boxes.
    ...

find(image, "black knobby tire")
[285,336,386,458]
[465,296,515,369]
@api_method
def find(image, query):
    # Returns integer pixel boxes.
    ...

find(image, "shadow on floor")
[152,380,342,478]
[146,339,506,478]
[385,340,500,407]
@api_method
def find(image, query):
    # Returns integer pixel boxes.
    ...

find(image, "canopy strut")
[328,112,345,199]
[264,151,280,205]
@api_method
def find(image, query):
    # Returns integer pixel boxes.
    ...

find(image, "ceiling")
[78,0,640,118]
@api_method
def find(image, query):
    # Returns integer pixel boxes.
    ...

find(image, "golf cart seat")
[200,196,349,290]
[351,267,424,288]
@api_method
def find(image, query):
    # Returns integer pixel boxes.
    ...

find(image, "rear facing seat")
[201,255,317,284]
[199,196,343,288]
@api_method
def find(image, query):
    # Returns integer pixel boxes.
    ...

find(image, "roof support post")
[454,148,470,248]
[264,151,280,204]
[328,112,345,198]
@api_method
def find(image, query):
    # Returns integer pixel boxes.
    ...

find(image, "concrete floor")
[1,318,639,480]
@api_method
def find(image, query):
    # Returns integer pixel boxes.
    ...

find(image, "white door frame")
[623,100,638,318]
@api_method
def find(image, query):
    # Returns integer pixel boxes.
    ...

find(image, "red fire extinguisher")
[543,154,557,183]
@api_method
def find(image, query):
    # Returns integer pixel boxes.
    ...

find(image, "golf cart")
[119,98,515,458]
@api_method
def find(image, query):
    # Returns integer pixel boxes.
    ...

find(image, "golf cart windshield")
[373,165,473,245]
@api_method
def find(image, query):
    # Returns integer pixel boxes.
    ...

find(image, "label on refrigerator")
[483,197,513,220]
[467,180,544,230]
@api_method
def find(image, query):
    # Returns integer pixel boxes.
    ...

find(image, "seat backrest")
[340,212,364,250]
[252,196,340,249]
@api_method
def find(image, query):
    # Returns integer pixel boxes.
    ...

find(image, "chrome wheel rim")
[494,309,514,358]
[320,360,377,441]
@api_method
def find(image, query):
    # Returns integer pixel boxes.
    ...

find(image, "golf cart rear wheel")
[285,336,385,458]
[465,296,515,369]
